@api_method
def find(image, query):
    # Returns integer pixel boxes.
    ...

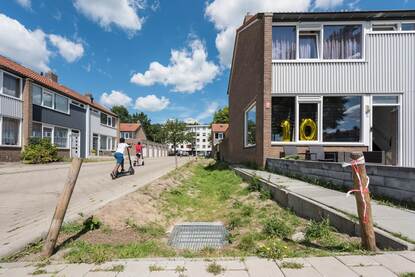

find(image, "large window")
[100,135,108,150]
[2,73,21,98]
[1,117,20,145]
[272,26,296,60]
[299,103,319,141]
[54,127,68,148]
[55,94,69,113]
[323,96,361,142]
[245,104,256,146]
[271,97,295,142]
[43,90,54,108]
[323,25,362,60]
[42,126,53,141]
[32,85,42,105]
[32,122,42,138]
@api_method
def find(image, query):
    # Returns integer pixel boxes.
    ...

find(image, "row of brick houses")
[222,10,415,167]
[0,55,119,162]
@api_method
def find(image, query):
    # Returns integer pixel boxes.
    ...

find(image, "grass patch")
[280,261,304,269]
[125,220,165,238]
[400,273,415,277]
[92,264,124,272]
[149,264,165,272]
[31,268,47,275]
[206,262,225,275]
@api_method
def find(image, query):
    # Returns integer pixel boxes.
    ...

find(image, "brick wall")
[224,15,265,166]
[0,147,21,162]
[22,79,33,148]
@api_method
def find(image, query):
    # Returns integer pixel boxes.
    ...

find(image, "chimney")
[244,13,253,24]
[45,71,58,83]
[85,93,94,103]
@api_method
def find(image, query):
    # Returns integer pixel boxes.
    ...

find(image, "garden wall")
[266,158,415,205]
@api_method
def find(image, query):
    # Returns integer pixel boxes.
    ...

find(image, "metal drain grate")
[168,222,228,251]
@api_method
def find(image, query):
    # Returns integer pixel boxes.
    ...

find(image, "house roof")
[120,123,141,132]
[211,123,229,133]
[0,55,116,117]
[272,10,415,22]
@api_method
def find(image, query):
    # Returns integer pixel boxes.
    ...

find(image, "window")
[372,24,398,31]
[42,127,53,141]
[272,26,296,60]
[299,103,318,141]
[100,135,108,150]
[299,31,319,59]
[101,113,108,125]
[111,117,116,128]
[1,117,20,145]
[245,104,256,146]
[218,133,223,139]
[373,95,399,105]
[32,122,42,138]
[55,94,69,113]
[32,85,42,105]
[271,97,296,142]
[402,23,415,31]
[54,127,68,147]
[323,25,362,59]
[323,96,361,142]
[43,90,54,108]
[2,73,21,98]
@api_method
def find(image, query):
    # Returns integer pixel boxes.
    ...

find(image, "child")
[135,142,143,163]
[111,138,130,178]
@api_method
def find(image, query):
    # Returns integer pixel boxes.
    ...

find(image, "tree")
[212,106,229,124]
[163,119,194,168]
[111,105,131,123]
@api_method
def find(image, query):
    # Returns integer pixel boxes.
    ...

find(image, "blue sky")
[0,0,414,124]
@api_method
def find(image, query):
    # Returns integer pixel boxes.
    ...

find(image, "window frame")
[0,70,23,100]
[32,83,71,115]
[0,116,22,147]
[298,31,320,60]
[33,122,70,149]
[272,21,366,63]
[244,101,257,148]
[271,95,365,146]
[54,93,70,114]
[100,112,116,128]
[369,20,415,33]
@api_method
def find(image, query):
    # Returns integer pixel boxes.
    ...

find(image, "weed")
[304,219,334,243]
[175,265,187,273]
[206,262,225,275]
[260,189,272,200]
[241,205,254,217]
[227,213,243,230]
[149,265,164,272]
[247,175,261,192]
[237,233,257,252]
[92,264,124,272]
[83,216,102,231]
[400,273,415,277]
[125,220,165,238]
[263,216,294,239]
[280,262,304,269]
[61,222,84,234]
[256,239,288,259]
[31,268,47,275]
[0,241,43,262]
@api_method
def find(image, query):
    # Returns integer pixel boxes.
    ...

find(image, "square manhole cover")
[168,222,228,251]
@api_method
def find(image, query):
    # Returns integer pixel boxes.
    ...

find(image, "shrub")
[305,218,333,242]
[237,233,257,252]
[21,138,61,164]
[247,175,261,192]
[263,216,294,239]
[256,239,287,259]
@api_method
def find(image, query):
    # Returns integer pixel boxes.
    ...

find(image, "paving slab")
[1,266,36,277]
[336,255,380,266]
[183,261,212,277]
[84,271,118,277]
[282,267,322,277]
[306,256,359,277]
[55,263,94,277]
[349,265,397,277]
[372,253,415,274]
[117,261,151,277]
[400,251,415,263]
[244,257,284,277]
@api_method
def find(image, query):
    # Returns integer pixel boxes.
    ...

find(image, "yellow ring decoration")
[300,118,317,141]
[280,119,291,142]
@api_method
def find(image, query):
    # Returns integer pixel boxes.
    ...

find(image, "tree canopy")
[212,106,229,124]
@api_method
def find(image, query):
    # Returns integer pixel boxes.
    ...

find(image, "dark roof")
[0,55,117,117]
[272,10,415,22]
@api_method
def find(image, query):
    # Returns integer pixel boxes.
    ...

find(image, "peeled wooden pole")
[42,158,83,257]
[350,152,376,251]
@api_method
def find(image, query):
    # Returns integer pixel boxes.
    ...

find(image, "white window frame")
[0,70,23,100]
[100,112,116,129]
[54,93,70,114]
[34,122,70,149]
[271,95,366,146]
[272,21,367,63]
[244,101,256,148]
[298,30,321,60]
[0,116,22,147]
[42,89,54,109]
[368,20,415,33]
[70,100,86,109]
[32,84,70,115]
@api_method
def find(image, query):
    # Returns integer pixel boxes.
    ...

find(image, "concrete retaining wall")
[266,159,415,205]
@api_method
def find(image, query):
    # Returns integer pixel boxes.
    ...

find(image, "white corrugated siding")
[272,33,415,167]
[0,94,23,118]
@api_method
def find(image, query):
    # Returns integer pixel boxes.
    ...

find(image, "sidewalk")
[1,252,415,276]
[234,166,415,245]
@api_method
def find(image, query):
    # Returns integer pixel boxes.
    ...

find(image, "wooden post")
[350,152,376,251]
[42,158,83,257]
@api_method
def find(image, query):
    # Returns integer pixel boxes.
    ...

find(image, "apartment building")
[171,124,212,156]
[0,55,119,161]
[223,10,415,167]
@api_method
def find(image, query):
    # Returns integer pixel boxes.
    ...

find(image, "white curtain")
[272,26,296,60]
[2,118,19,145]
[323,25,362,59]
[299,36,318,59]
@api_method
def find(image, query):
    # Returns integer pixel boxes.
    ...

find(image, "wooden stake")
[350,152,376,251]
[42,158,83,257]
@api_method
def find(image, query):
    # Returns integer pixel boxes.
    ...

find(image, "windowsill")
[100,123,117,130]
[0,144,21,148]
[271,141,366,146]
[272,59,366,64]
[0,93,23,101]
[244,144,256,149]
[368,30,415,34]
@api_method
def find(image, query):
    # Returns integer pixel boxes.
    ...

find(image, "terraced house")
[224,10,415,167]
[0,55,119,161]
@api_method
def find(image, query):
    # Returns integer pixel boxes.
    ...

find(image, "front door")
[372,96,400,165]
[71,130,81,158]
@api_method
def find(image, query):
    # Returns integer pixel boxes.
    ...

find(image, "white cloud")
[0,13,50,72]
[74,0,143,35]
[130,39,219,93]
[314,0,343,9]
[205,0,313,67]
[48,34,84,63]
[134,94,170,112]
[196,102,219,122]
[100,90,133,107]
[16,0,31,9]
[184,118,199,124]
